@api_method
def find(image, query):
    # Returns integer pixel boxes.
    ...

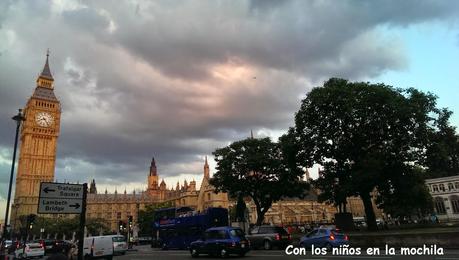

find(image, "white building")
[425,175,459,221]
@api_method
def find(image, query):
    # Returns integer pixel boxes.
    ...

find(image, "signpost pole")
[127,221,130,249]
[77,183,87,260]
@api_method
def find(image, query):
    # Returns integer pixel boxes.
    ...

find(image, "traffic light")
[128,216,133,227]
[118,220,123,231]
[27,214,36,229]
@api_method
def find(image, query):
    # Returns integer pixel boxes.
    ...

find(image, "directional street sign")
[38,182,85,214]
[38,198,83,214]
[39,182,84,199]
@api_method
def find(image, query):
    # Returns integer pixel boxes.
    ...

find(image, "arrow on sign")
[69,203,80,209]
[43,187,56,193]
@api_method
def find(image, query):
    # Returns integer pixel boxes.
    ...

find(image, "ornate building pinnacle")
[40,49,54,80]
[150,157,157,176]
[204,156,210,179]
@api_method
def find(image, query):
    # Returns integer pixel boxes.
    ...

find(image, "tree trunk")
[361,192,378,231]
[256,208,266,226]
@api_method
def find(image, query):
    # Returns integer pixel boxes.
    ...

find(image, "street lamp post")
[2,109,25,241]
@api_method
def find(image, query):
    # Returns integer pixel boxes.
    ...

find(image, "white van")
[83,236,114,259]
[107,235,127,255]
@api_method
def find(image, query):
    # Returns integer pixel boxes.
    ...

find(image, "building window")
[455,182,459,189]
[451,196,459,214]
[207,193,211,201]
[432,185,438,192]
[434,197,446,214]
[439,184,445,192]
[117,212,121,219]
[448,183,454,191]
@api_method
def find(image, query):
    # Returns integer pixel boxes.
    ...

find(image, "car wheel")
[220,248,228,258]
[190,248,199,258]
[263,240,271,250]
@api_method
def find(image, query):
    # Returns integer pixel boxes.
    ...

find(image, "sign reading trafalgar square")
[38,182,84,214]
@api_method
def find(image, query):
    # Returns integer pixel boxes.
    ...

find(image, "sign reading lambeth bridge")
[38,182,84,214]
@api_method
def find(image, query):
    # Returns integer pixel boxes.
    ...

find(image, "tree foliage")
[425,108,459,178]
[210,137,309,226]
[15,216,109,239]
[293,78,445,230]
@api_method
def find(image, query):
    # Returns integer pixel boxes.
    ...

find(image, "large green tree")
[210,137,308,226]
[425,108,459,178]
[293,78,443,230]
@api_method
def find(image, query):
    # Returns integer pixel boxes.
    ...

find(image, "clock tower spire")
[37,49,54,89]
[11,51,61,228]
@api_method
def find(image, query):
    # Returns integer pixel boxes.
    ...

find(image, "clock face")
[35,112,54,127]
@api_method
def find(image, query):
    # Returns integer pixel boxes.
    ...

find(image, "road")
[3,245,458,259]
[118,246,459,260]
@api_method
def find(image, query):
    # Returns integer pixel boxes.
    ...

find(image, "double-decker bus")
[151,207,229,249]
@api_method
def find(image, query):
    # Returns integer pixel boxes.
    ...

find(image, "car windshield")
[229,229,245,238]
[112,237,125,242]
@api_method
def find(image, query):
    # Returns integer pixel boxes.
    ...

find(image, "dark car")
[1,240,16,254]
[189,227,250,258]
[246,225,291,250]
[300,227,349,250]
[35,239,73,255]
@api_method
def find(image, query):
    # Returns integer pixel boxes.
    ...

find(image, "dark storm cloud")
[0,0,458,189]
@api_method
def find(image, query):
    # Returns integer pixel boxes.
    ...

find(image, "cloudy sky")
[1,0,459,218]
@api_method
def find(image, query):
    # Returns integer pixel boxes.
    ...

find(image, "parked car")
[300,227,349,250]
[14,242,45,259]
[246,225,291,250]
[189,227,250,258]
[1,240,14,254]
[35,239,56,254]
[83,236,114,259]
[35,239,74,255]
[107,235,127,255]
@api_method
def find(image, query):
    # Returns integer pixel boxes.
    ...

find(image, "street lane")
[119,246,459,260]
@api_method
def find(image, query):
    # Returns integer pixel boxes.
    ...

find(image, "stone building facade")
[246,191,338,225]
[425,175,459,221]
[85,157,228,231]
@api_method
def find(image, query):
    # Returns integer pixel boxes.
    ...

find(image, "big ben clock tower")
[11,52,61,225]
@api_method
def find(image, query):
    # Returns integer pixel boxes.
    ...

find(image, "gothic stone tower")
[12,53,61,224]
[147,157,159,197]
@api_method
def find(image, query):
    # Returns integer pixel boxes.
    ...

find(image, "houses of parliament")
[10,53,380,232]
